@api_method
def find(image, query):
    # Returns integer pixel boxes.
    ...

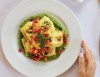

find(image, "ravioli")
[18,14,68,62]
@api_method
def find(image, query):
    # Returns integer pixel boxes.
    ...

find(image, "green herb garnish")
[44,21,50,26]
[37,33,45,48]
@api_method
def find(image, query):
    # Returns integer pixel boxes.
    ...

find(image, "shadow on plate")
[58,0,89,12]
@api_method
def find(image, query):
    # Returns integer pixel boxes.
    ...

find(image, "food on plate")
[18,14,69,62]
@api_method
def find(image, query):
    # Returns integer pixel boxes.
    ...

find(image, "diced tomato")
[32,56,35,60]
[43,47,47,51]
[37,49,42,55]
[34,58,39,61]
[63,34,66,38]
[45,26,49,30]
[32,28,42,34]
[32,29,36,33]
[63,39,67,44]
[39,55,43,58]
[32,21,36,26]
[57,50,61,55]
[33,49,38,54]
[32,17,39,26]
[35,17,39,23]
[28,48,33,53]
[37,51,42,55]
[28,47,36,53]
[36,28,42,33]
[32,36,38,42]
[29,41,32,45]
[45,40,50,45]
[44,34,49,37]
[32,56,40,61]
[18,48,22,52]
[37,52,41,55]
[38,49,42,52]
[32,47,36,51]
[43,56,47,61]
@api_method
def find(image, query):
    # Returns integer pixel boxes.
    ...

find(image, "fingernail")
[80,48,84,53]
[79,53,84,57]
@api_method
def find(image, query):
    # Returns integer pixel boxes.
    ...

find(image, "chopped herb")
[37,33,45,48]
[44,21,50,26]
[30,18,33,21]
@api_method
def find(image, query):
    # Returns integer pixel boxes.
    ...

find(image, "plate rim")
[1,0,82,77]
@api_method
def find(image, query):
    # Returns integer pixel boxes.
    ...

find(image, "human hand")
[78,40,96,77]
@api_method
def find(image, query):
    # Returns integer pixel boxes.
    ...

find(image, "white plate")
[1,0,82,77]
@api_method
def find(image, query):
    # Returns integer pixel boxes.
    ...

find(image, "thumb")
[78,53,86,77]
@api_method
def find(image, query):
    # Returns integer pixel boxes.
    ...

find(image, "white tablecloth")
[0,0,100,77]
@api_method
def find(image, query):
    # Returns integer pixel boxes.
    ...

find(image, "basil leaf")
[37,33,45,48]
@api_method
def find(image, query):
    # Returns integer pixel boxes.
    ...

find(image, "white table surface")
[0,0,100,77]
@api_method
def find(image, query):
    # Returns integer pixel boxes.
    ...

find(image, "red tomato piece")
[57,50,61,55]
[44,34,49,37]
[37,49,42,55]
[32,29,36,33]
[63,34,66,38]
[38,49,42,52]
[33,49,38,54]
[32,47,36,51]
[32,36,38,42]
[18,48,22,52]
[43,56,47,61]
[29,41,32,45]
[45,40,50,45]
[45,26,49,30]
[28,49,33,53]
[43,47,47,51]
[36,28,42,33]
[32,17,39,26]
[63,39,67,44]
[34,56,40,61]
[28,47,36,53]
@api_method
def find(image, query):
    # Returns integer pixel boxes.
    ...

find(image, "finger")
[78,53,86,77]
[81,40,93,62]
[78,53,85,72]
